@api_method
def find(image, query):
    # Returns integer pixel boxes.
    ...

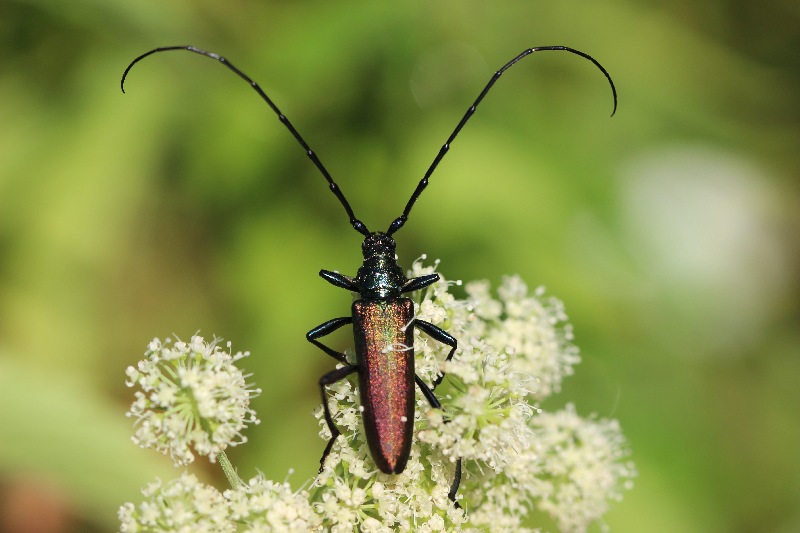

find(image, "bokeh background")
[1,0,798,531]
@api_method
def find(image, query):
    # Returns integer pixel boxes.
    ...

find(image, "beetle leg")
[414,318,462,507]
[414,319,457,389]
[318,364,358,473]
[319,269,359,292]
[307,317,353,363]
[448,459,462,506]
[414,374,462,507]
[414,374,441,408]
[402,273,439,293]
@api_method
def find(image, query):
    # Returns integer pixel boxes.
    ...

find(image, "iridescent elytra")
[121,45,617,505]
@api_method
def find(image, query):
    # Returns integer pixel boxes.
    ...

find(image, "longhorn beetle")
[122,45,617,505]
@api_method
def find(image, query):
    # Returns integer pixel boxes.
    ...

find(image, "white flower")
[417,337,537,471]
[122,259,634,532]
[462,276,581,400]
[529,404,637,533]
[225,473,321,531]
[125,335,260,466]
[311,258,633,531]
[119,472,233,532]
[312,435,466,531]
[120,472,321,532]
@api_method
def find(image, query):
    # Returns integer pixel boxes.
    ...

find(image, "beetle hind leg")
[448,459,463,508]
[318,364,358,473]
[415,375,463,508]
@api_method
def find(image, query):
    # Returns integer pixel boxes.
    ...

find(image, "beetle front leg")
[318,364,358,472]
[307,316,352,364]
[402,273,439,293]
[414,319,457,389]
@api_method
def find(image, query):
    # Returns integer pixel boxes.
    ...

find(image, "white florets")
[119,471,321,532]
[118,472,233,532]
[309,258,633,531]
[531,404,637,533]
[125,335,260,466]
[121,259,634,532]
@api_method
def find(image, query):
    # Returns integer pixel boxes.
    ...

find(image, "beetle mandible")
[121,45,617,504]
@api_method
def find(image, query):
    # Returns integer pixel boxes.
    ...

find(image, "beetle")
[122,45,616,504]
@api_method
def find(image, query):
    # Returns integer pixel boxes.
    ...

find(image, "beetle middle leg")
[307,316,352,363]
[414,319,457,389]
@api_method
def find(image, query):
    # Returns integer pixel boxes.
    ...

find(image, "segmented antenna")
[121,45,371,236]
[386,45,617,236]
[122,45,616,238]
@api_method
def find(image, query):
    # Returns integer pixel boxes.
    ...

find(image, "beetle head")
[362,232,396,259]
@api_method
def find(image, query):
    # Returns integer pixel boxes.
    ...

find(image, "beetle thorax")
[356,232,406,300]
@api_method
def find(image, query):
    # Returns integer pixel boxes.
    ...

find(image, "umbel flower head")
[121,259,634,532]
[310,258,635,532]
[125,335,260,466]
[119,471,321,532]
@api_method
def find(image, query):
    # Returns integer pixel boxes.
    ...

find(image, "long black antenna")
[386,45,617,236]
[121,45,371,236]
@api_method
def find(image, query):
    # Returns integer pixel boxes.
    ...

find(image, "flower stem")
[218,451,243,490]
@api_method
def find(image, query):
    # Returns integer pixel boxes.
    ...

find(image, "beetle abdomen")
[353,298,415,474]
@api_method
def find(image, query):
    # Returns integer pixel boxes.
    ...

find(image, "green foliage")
[1,0,798,531]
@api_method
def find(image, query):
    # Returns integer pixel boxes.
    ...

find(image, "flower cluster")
[119,472,231,532]
[311,259,634,531]
[125,335,260,465]
[226,473,321,530]
[119,471,320,532]
[120,259,634,532]
[531,405,637,533]
[312,432,466,531]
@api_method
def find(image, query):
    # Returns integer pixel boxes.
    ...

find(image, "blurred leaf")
[0,356,177,530]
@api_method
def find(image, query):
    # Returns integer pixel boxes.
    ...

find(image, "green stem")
[218,451,243,490]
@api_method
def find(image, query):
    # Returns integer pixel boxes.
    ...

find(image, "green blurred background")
[1,0,798,531]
